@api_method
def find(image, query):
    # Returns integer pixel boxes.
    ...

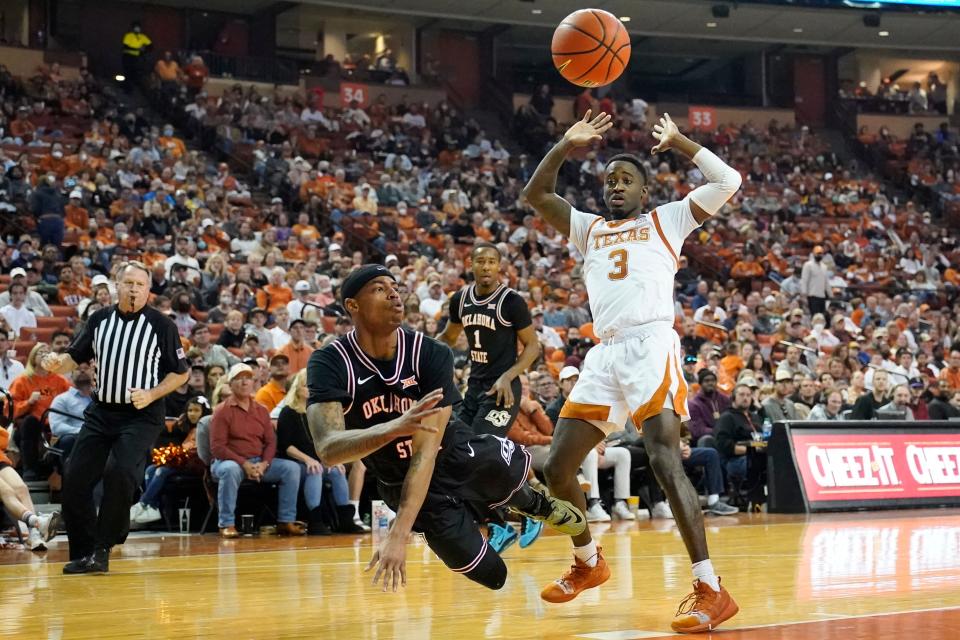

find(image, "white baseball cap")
[9,267,27,279]
[559,366,580,381]
[385,254,398,265]
[69,189,83,199]
[294,280,311,292]
[91,274,110,287]
[328,243,342,253]
[226,362,255,383]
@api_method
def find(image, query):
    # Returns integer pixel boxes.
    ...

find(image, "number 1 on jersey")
[473,329,482,349]
[608,249,628,280]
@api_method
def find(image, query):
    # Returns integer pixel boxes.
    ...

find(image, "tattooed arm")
[307,389,445,466]
[366,404,452,592]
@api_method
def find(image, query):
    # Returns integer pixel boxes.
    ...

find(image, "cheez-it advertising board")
[792,432,960,503]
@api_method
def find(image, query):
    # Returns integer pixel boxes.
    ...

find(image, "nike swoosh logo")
[358,376,374,385]
[466,443,475,457]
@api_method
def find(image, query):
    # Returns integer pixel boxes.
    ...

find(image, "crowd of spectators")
[1,48,960,542]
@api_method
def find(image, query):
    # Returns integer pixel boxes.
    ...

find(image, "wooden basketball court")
[2,509,959,639]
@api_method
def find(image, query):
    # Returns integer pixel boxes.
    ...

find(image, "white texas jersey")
[569,197,701,339]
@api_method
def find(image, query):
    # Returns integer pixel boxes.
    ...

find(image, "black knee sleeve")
[462,549,507,590]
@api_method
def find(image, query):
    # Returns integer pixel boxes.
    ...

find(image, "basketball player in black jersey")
[440,242,542,552]
[306,265,585,592]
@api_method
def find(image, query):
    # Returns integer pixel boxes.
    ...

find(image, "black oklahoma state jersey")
[306,327,468,485]
[448,284,532,385]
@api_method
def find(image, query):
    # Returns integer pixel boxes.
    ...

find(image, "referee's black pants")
[62,401,164,560]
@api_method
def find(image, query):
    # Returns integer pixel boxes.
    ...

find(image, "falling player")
[440,242,542,552]
[522,111,742,633]
[305,265,585,592]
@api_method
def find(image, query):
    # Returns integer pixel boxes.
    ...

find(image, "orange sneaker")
[540,547,611,603]
[670,578,739,634]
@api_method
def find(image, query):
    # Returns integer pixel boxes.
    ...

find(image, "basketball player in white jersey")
[522,110,742,633]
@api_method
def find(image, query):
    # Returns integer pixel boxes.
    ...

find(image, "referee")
[43,261,189,574]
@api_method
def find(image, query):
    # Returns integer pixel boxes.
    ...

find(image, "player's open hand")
[651,113,680,154]
[564,109,613,147]
[366,533,408,592]
[486,374,516,408]
[386,389,444,438]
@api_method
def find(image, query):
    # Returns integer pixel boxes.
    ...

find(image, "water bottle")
[762,418,773,441]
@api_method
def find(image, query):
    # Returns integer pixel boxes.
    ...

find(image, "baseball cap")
[270,196,283,204]
[69,189,83,199]
[294,280,311,292]
[909,377,925,389]
[531,307,544,317]
[328,243,342,253]
[9,267,26,279]
[269,353,290,365]
[226,362,254,382]
[738,372,760,388]
[683,355,698,365]
[558,366,580,381]
[385,254,398,265]
[91,274,110,287]
[775,369,793,382]
[340,264,396,304]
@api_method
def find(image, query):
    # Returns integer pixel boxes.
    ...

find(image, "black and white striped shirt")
[68,305,188,406]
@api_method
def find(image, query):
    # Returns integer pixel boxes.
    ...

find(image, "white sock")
[574,540,598,568]
[692,559,720,592]
[21,511,39,528]
[707,494,719,506]
[349,500,360,518]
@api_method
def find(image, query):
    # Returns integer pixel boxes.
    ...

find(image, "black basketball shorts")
[377,434,532,587]
[457,378,523,437]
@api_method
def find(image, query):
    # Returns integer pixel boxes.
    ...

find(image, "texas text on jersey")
[448,284,532,383]
[306,327,468,485]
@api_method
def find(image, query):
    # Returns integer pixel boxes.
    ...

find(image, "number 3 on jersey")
[608,249,628,280]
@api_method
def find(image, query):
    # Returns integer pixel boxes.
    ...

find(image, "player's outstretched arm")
[521,109,613,237]
[651,113,742,225]
[307,389,444,466]
[367,405,451,592]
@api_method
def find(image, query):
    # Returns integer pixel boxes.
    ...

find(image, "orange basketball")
[551,9,631,88]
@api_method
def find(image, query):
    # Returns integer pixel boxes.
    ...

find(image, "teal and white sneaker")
[519,517,543,549]
[488,523,519,554]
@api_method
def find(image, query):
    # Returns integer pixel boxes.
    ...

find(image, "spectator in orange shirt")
[291,213,320,244]
[158,124,187,159]
[57,264,91,306]
[941,350,960,391]
[254,353,290,412]
[730,251,766,289]
[9,107,37,143]
[255,267,294,314]
[64,189,89,231]
[9,343,71,480]
[277,319,313,372]
[282,236,308,263]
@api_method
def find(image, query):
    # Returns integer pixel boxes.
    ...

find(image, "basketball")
[551,9,631,88]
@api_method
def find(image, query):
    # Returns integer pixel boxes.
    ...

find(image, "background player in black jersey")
[305,265,585,592]
[440,242,542,553]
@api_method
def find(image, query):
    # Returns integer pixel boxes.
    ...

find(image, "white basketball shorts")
[559,321,690,436]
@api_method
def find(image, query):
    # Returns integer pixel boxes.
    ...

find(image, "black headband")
[340,264,397,304]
